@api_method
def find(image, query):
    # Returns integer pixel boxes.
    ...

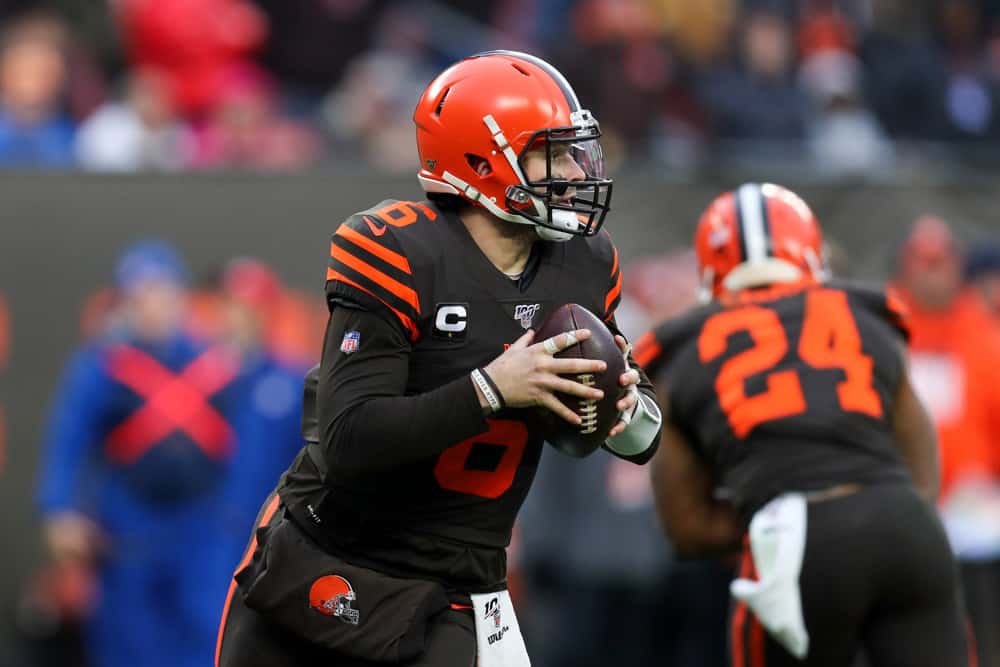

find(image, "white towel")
[730,493,810,659]
[471,590,531,667]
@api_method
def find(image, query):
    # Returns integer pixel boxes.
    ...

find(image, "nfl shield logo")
[340,330,360,354]
[513,303,541,329]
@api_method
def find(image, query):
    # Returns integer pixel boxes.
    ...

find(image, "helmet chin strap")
[440,170,580,242]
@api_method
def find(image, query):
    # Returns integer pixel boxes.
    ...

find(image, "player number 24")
[698,288,883,438]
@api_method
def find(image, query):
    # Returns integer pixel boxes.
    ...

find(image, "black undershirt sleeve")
[317,304,489,477]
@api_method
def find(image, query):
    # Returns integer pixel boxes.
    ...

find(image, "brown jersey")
[636,281,912,519]
[278,198,650,593]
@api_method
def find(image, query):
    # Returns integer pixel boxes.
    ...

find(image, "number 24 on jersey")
[699,288,883,438]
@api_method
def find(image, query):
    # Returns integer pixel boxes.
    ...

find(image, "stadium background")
[2,0,1000,665]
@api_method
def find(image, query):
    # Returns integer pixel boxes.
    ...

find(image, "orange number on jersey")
[372,201,438,228]
[699,306,807,438]
[434,419,528,498]
[799,288,883,418]
[698,289,882,438]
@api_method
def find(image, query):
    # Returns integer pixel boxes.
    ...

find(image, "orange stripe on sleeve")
[610,245,619,278]
[633,332,662,368]
[333,226,412,274]
[330,245,420,314]
[327,268,420,341]
[604,269,623,314]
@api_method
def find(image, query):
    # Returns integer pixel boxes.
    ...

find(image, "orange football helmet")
[694,183,827,302]
[413,50,611,241]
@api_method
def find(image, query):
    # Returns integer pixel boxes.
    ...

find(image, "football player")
[216,51,662,667]
[640,183,969,667]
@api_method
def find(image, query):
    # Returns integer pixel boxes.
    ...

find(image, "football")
[532,303,628,457]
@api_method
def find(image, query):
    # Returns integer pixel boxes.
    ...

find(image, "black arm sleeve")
[600,317,662,465]
[317,304,489,477]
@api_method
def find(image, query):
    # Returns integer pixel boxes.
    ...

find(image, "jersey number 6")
[698,288,883,438]
[434,419,529,498]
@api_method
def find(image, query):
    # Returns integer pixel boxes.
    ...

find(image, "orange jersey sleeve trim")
[605,269,623,315]
[633,331,662,368]
[610,245,619,278]
[330,245,420,314]
[327,268,420,341]
[334,225,413,275]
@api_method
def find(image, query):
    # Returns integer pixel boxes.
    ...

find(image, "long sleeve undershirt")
[316,303,660,477]
[317,305,489,477]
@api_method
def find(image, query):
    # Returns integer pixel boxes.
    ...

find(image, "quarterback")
[216,51,662,666]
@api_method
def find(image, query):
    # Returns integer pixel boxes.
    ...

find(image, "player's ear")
[466,154,492,177]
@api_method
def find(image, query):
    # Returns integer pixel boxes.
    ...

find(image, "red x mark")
[104,345,240,465]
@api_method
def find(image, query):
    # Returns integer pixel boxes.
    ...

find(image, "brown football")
[532,303,627,457]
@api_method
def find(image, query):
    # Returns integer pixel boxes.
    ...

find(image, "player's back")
[639,281,912,519]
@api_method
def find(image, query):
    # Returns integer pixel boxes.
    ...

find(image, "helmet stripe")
[736,183,772,264]
[472,50,581,111]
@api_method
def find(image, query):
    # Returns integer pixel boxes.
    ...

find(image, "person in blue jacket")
[211,257,310,574]
[36,241,240,667]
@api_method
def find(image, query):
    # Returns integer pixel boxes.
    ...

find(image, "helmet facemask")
[505,110,612,241]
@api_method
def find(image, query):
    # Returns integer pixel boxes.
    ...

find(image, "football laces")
[577,373,598,434]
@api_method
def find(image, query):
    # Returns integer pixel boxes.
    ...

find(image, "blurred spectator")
[892,216,1000,500]
[966,240,1000,317]
[191,63,320,170]
[115,0,267,119]
[859,0,951,140]
[0,11,74,167]
[890,216,1000,667]
[937,0,1000,143]
[651,0,736,66]
[250,0,388,105]
[797,5,893,174]
[74,67,194,171]
[697,7,809,145]
[323,6,437,171]
[210,258,308,576]
[35,241,239,667]
[552,0,681,158]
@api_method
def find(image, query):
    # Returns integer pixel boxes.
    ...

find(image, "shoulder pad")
[635,304,718,378]
[829,280,910,341]
[580,229,622,322]
[325,200,438,342]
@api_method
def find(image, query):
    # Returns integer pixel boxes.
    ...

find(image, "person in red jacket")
[114,0,267,118]
[891,216,1000,502]
[891,215,1000,667]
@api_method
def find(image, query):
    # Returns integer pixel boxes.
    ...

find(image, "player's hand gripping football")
[478,329,606,424]
[607,334,640,438]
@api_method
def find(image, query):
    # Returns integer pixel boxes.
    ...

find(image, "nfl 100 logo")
[513,303,541,329]
[340,330,361,354]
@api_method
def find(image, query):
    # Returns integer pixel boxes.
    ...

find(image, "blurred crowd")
[0,0,998,174]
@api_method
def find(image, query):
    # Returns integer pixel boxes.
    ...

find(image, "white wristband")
[605,391,662,456]
[471,368,502,413]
